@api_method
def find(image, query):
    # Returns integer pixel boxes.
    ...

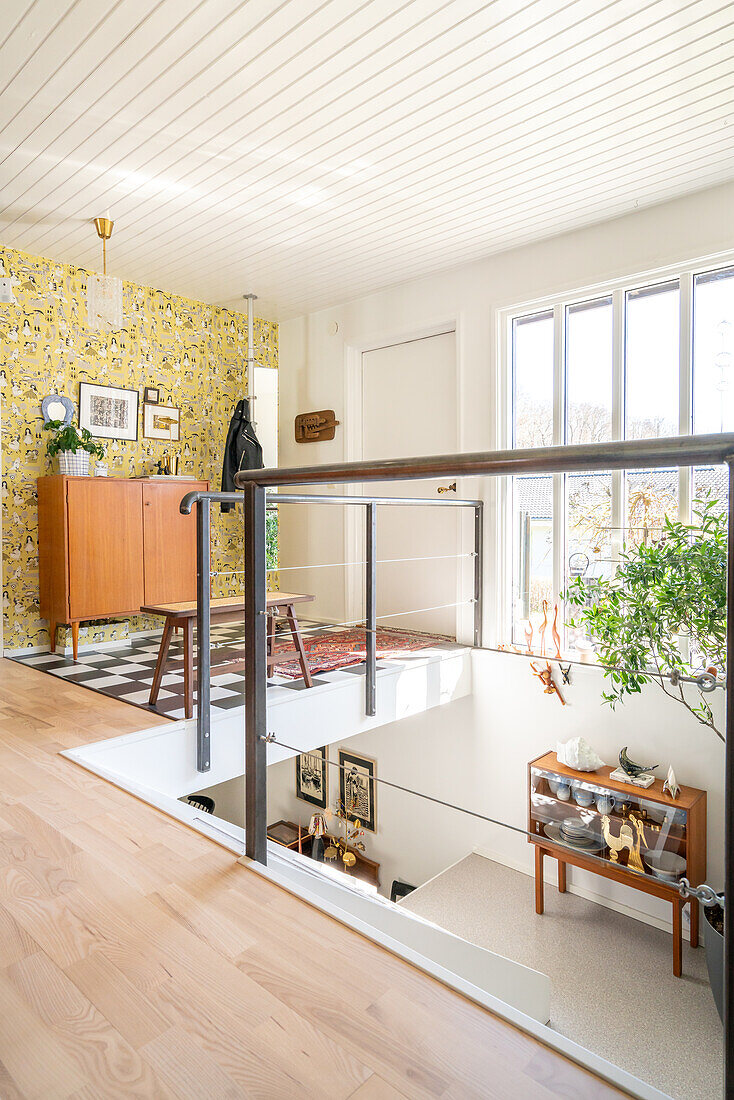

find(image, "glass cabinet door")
[530,766,688,881]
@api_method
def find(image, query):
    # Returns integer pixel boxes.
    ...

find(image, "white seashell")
[556,737,604,772]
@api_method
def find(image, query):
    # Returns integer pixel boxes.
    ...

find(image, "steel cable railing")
[181,489,483,773]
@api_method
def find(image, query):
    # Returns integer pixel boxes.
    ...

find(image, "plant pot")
[58,450,90,476]
[704,902,724,1023]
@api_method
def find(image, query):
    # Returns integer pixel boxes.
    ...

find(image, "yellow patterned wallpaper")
[0,244,277,652]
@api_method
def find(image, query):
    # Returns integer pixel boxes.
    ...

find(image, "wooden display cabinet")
[528,750,707,977]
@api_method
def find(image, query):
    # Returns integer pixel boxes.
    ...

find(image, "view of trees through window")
[510,264,734,646]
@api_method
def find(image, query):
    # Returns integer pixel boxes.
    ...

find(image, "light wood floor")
[0,657,626,1099]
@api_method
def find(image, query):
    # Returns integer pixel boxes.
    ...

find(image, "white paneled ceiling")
[1,0,733,318]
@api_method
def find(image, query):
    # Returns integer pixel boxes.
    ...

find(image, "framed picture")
[338,750,376,832]
[79,382,138,441]
[143,386,160,404]
[143,402,180,442]
[295,747,328,809]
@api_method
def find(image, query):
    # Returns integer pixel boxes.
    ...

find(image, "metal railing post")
[196,497,211,773]
[473,502,483,648]
[724,458,734,1094]
[366,501,377,717]
[244,482,268,864]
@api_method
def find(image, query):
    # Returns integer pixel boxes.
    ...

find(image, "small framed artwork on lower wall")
[339,749,376,832]
[295,746,328,809]
[143,402,180,442]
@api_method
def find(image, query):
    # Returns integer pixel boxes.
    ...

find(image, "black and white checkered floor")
[10,622,408,721]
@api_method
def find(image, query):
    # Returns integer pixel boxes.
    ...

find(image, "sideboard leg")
[672,900,682,977]
[71,622,79,662]
[535,847,544,915]
[558,858,566,893]
[48,621,56,653]
[690,898,699,948]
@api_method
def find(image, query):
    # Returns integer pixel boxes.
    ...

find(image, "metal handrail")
[233,432,734,487]
[180,489,482,511]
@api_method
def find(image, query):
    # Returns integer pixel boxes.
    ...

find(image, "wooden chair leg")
[673,900,682,977]
[71,622,79,662]
[267,610,276,656]
[149,617,175,708]
[183,617,195,720]
[285,604,313,688]
[535,847,544,915]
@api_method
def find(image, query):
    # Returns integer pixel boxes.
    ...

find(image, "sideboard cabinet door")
[142,480,208,605]
[67,480,144,620]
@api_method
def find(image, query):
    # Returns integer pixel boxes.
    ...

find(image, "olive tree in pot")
[564,498,726,1018]
[43,419,105,476]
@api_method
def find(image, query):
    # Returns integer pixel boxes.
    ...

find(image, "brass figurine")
[601,814,637,865]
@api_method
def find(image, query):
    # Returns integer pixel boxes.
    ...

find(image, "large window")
[508,263,734,645]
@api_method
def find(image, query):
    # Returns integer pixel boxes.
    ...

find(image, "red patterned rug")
[271,627,444,679]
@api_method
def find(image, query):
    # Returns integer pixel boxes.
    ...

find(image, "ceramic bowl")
[643,850,686,881]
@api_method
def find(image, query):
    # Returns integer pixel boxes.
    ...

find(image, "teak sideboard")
[37,476,208,659]
[528,750,706,977]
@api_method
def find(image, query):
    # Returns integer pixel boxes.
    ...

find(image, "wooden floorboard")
[0,657,627,1099]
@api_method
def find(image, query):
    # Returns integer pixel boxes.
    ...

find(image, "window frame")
[498,255,734,645]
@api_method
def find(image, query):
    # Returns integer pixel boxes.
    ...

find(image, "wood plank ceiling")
[0,0,733,319]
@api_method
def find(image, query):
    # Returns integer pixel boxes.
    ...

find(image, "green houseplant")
[564,496,726,1017]
[43,419,105,476]
[564,497,726,741]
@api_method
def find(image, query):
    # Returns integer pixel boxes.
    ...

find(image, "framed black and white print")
[295,747,328,809]
[79,382,139,441]
[338,750,376,832]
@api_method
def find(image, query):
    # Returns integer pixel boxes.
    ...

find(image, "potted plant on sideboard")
[43,419,105,476]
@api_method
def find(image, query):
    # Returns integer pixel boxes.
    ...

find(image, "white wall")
[274,181,734,922]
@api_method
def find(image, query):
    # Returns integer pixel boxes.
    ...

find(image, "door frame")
[343,322,464,631]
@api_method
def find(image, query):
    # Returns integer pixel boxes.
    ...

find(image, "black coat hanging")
[221,398,264,511]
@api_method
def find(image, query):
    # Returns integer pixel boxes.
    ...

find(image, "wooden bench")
[141,592,316,718]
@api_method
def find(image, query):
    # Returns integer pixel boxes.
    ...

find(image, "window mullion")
[552,303,565,606]
[679,271,693,521]
[611,289,625,558]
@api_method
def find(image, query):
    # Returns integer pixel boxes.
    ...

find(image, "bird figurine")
[619,746,658,779]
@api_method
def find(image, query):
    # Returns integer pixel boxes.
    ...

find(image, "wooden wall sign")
[294,410,340,443]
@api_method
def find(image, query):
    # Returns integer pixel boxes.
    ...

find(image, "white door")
[252,366,278,468]
[360,332,461,637]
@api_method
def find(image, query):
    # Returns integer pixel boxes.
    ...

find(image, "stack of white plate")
[543,818,605,852]
[559,818,596,847]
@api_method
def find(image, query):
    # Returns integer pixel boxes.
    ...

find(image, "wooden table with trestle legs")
[142,592,315,718]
